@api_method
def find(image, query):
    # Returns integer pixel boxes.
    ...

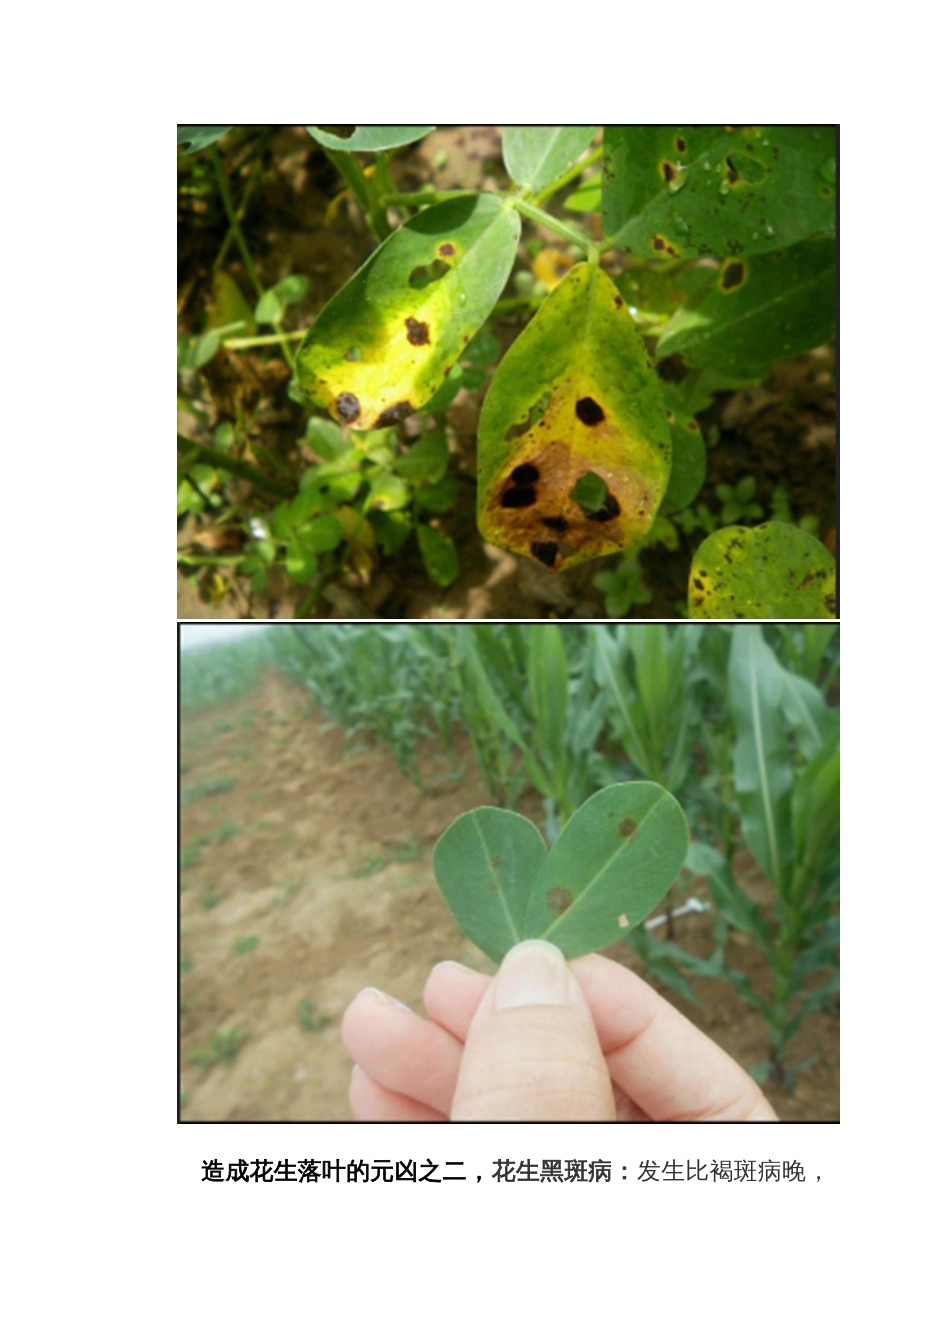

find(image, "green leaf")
[602,126,836,260]
[521,782,690,958]
[660,384,706,513]
[286,536,317,583]
[689,523,836,618]
[418,364,463,413]
[255,289,284,324]
[298,516,343,553]
[306,126,435,153]
[305,416,347,460]
[367,471,411,512]
[416,524,459,586]
[178,126,233,154]
[686,841,773,950]
[478,263,672,570]
[503,126,598,192]
[433,808,548,963]
[656,239,836,369]
[780,669,836,760]
[728,627,796,902]
[415,474,459,513]
[297,194,520,429]
[395,430,448,484]
[564,173,602,213]
[274,274,309,304]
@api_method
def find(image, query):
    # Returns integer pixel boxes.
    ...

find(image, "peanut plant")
[177,126,837,617]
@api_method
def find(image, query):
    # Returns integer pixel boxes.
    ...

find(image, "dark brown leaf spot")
[618,818,637,837]
[576,397,605,426]
[512,463,540,485]
[531,541,559,568]
[438,242,456,256]
[614,294,624,308]
[585,493,621,523]
[336,392,360,424]
[661,159,677,184]
[405,317,430,346]
[675,136,687,153]
[374,400,413,428]
[542,516,568,533]
[547,886,573,915]
[725,156,741,184]
[720,261,746,291]
[501,486,536,508]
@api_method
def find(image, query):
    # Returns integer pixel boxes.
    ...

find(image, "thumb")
[450,941,616,1121]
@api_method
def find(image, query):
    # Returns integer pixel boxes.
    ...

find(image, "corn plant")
[686,626,839,1087]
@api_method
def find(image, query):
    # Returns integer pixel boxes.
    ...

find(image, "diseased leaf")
[297,194,520,430]
[478,263,672,571]
[689,523,836,618]
[503,126,598,192]
[602,126,836,260]
[657,239,836,370]
[521,782,690,958]
[306,126,435,153]
[660,383,706,513]
[416,524,459,586]
[433,808,548,963]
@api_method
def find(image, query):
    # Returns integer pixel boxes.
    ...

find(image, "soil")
[177,127,837,621]
[179,675,839,1122]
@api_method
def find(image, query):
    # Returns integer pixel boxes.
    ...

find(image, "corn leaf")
[478,263,672,570]
[297,194,520,430]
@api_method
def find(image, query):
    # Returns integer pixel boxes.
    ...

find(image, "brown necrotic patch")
[618,818,637,837]
[405,317,430,346]
[575,397,605,426]
[542,516,568,533]
[502,485,536,508]
[675,136,687,153]
[336,392,360,424]
[512,463,540,485]
[660,159,678,184]
[438,243,457,257]
[719,260,746,292]
[374,400,414,428]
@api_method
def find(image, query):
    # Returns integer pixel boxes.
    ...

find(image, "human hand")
[342,940,777,1121]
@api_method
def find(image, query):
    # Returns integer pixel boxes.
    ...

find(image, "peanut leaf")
[603,126,836,260]
[503,126,598,192]
[306,126,435,153]
[297,194,520,430]
[477,263,672,570]
[657,239,836,370]
[522,782,690,958]
[432,809,548,964]
[689,522,836,618]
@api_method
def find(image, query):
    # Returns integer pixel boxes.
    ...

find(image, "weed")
[230,936,259,956]
[189,1027,248,1070]
[297,999,331,1033]
[182,777,236,806]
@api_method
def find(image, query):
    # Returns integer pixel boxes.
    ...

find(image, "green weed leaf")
[478,263,671,570]
[689,522,836,618]
[433,809,548,963]
[503,127,598,192]
[297,194,520,429]
[416,524,459,586]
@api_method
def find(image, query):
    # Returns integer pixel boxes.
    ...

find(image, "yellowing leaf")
[297,194,520,430]
[477,263,672,570]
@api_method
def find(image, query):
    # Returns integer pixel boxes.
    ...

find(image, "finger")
[451,942,615,1122]
[426,954,775,1121]
[349,1065,446,1122]
[341,987,463,1116]
[570,955,776,1121]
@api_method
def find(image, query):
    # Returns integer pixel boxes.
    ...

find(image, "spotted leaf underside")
[689,522,836,619]
[296,194,520,431]
[477,263,672,570]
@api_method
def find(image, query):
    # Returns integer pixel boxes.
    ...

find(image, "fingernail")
[493,941,569,1010]
[357,986,412,1013]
